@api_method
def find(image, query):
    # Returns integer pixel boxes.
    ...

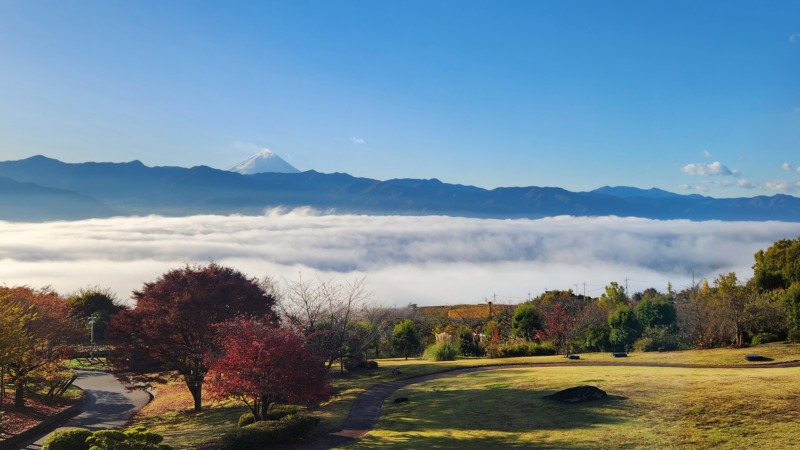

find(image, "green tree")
[583,323,611,352]
[599,282,628,309]
[783,282,800,332]
[608,304,641,351]
[66,286,124,343]
[635,295,677,330]
[753,237,800,291]
[456,325,481,357]
[391,320,421,360]
[511,302,541,341]
[711,272,750,347]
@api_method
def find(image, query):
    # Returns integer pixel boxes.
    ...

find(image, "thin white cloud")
[1,213,799,306]
[679,183,708,194]
[791,32,800,43]
[764,180,800,194]
[351,137,365,144]
[737,179,755,189]
[681,161,734,176]
[782,163,793,172]
[797,167,800,173]
[703,150,713,158]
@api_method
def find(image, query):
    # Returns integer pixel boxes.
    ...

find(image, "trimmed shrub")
[221,414,317,450]
[221,425,276,450]
[422,342,458,361]
[120,428,172,450]
[42,428,93,450]
[279,414,317,439]
[239,405,305,427]
[42,427,171,450]
[238,411,256,428]
[535,342,558,356]
[495,342,524,358]
[633,326,683,352]
[343,358,379,371]
[751,332,780,345]
[263,404,302,421]
[85,429,128,448]
[788,327,800,343]
[633,337,656,352]
[495,342,557,358]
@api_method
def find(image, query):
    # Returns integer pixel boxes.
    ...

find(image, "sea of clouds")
[2,209,799,306]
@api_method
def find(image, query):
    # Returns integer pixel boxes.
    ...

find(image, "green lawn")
[65,357,111,371]
[345,365,800,449]
[129,343,800,449]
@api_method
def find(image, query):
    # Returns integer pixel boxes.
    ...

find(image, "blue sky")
[1,1,798,197]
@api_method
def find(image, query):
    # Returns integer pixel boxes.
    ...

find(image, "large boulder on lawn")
[544,385,607,403]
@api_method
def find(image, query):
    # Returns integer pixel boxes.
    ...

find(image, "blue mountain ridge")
[0,155,798,222]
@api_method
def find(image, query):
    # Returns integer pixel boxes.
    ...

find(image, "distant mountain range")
[0,155,799,222]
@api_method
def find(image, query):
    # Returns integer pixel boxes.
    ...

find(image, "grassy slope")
[130,343,800,449]
[346,365,800,449]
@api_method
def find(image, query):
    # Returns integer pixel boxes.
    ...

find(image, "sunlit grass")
[346,365,800,449]
[130,380,246,449]
[65,357,110,371]
[129,343,800,449]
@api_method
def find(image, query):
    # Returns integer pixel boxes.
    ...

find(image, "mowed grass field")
[129,343,800,449]
[344,365,800,449]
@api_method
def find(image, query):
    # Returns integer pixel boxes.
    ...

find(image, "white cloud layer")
[681,161,734,176]
[1,212,799,306]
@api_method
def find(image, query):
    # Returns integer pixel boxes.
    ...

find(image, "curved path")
[294,359,800,450]
[21,370,151,449]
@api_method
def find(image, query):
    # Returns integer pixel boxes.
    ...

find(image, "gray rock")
[544,385,608,403]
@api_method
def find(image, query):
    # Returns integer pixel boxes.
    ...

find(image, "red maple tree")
[536,297,587,356]
[107,263,276,411]
[207,318,330,421]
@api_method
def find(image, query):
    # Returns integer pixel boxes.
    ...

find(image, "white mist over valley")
[2,210,799,306]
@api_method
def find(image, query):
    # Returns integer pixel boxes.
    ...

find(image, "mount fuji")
[228,149,299,174]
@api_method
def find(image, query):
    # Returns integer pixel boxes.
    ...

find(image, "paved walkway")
[21,370,150,449]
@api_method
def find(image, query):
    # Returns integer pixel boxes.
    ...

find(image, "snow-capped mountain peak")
[228,148,300,174]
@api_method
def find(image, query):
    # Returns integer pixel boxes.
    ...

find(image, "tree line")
[392,236,800,359]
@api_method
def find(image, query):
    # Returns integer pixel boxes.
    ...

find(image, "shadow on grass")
[136,404,247,449]
[354,433,619,449]
[379,387,628,434]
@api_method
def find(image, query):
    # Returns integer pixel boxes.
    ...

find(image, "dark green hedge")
[222,414,317,450]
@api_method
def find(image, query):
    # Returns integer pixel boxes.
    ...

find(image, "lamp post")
[87,315,97,358]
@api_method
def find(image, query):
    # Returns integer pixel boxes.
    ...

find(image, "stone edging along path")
[0,396,87,450]
[292,359,800,450]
